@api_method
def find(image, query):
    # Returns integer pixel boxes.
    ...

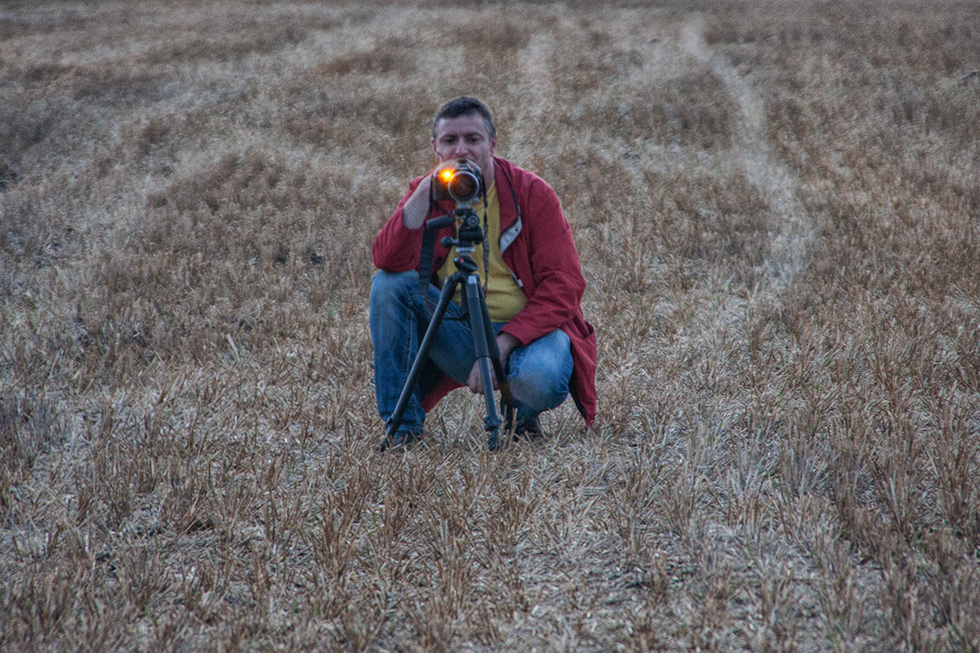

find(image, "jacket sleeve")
[372,177,427,272]
[499,176,586,346]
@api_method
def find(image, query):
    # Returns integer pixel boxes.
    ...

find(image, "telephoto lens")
[433,159,483,205]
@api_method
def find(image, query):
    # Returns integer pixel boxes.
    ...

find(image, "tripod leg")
[462,276,503,446]
[473,284,515,449]
[478,286,514,427]
[385,277,459,437]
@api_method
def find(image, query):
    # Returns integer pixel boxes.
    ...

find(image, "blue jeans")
[369,270,573,435]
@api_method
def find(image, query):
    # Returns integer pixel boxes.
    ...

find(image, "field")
[2,0,979,650]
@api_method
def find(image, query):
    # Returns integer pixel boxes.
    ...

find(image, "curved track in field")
[682,15,815,290]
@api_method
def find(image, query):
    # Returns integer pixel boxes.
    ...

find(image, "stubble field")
[2,0,979,650]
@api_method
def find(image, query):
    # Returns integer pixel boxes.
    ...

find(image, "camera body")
[432,158,484,206]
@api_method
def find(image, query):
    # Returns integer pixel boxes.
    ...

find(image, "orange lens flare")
[439,169,454,183]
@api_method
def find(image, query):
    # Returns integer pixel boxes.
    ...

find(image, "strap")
[481,192,490,298]
[498,163,523,256]
[417,182,442,314]
[418,221,437,312]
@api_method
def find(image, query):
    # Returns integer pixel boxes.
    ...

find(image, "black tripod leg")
[475,285,514,450]
[463,275,506,449]
[463,276,502,443]
[479,291,510,397]
[386,277,459,437]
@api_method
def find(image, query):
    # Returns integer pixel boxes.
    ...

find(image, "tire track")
[508,27,559,164]
[681,15,815,290]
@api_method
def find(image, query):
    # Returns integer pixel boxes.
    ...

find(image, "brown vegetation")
[2,0,978,650]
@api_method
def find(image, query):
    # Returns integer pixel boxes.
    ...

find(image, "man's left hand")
[467,332,520,394]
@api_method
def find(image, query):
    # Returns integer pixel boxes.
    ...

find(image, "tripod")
[384,206,514,450]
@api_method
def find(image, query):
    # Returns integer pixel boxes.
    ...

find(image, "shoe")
[515,415,544,440]
[380,430,421,452]
[489,416,544,450]
[502,412,544,440]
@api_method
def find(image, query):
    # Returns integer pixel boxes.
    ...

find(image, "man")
[370,96,596,449]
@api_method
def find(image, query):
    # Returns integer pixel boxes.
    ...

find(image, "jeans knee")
[370,270,419,312]
[506,329,572,413]
[510,372,569,413]
[371,269,417,297]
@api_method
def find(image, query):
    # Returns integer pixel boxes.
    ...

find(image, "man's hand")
[467,333,521,394]
[400,173,434,230]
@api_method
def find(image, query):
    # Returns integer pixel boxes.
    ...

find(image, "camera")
[432,158,484,206]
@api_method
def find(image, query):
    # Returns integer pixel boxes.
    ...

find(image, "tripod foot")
[487,428,505,451]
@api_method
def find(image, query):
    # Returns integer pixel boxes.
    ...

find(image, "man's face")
[432,113,496,181]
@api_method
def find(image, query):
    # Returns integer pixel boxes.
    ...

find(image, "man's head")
[432,96,496,142]
[431,96,497,181]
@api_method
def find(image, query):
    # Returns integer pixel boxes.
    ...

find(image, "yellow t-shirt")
[436,184,527,322]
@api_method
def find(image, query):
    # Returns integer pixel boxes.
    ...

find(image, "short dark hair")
[432,96,496,141]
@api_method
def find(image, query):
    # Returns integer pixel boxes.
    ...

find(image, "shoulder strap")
[499,165,522,254]
[418,224,438,310]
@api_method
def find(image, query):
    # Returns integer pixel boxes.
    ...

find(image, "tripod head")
[445,206,483,248]
[424,204,486,266]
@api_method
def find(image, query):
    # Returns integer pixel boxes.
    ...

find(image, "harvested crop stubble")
[1,0,978,651]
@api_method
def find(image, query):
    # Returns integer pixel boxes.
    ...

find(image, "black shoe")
[502,413,544,440]
[380,430,421,452]
[490,416,543,450]
[515,416,544,440]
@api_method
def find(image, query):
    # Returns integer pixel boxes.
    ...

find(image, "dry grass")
[2,0,979,650]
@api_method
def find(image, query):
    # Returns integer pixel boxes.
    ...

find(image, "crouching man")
[370,96,596,450]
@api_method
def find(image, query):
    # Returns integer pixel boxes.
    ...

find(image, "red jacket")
[373,156,597,425]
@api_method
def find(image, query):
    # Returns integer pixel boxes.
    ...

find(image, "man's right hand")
[400,171,436,230]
